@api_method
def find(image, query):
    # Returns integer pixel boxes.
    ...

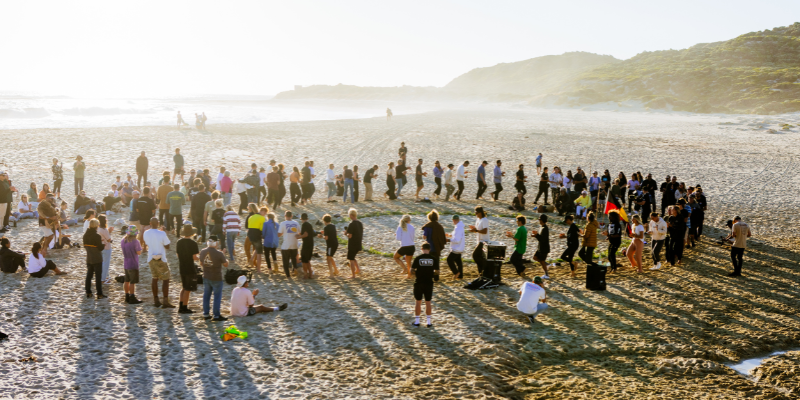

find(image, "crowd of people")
[0,141,752,324]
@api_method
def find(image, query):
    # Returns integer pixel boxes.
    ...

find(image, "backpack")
[225,269,251,285]
[464,277,499,290]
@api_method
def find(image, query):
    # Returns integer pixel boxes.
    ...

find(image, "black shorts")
[246,306,257,316]
[301,246,313,263]
[396,245,415,257]
[124,269,140,284]
[347,246,360,261]
[413,282,433,301]
[180,272,198,291]
[534,250,549,261]
[515,182,527,194]
[416,178,424,187]
[251,241,264,254]
[326,245,338,257]
[561,246,578,262]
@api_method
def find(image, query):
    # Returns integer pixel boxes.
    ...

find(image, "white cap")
[237,275,248,287]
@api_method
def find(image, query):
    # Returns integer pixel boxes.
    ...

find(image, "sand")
[2,106,800,399]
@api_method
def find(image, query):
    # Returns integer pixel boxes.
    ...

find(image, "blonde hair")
[215,199,223,208]
[631,215,641,225]
[399,215,411,231]
[89,219,100,229]
[348,208,358,218]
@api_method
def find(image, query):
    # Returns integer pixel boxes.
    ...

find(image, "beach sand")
[2,107,800,399]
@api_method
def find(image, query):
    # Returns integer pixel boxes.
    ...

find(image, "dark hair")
[609,210,620,223]
[516,215,526,224]
[0,238,9,247]
[427,209,439,222]
[587,212,596,222]
[98,214,108,229]
[301,213,308,220]
[84,210,96,220]
[197,184,205,191]
[322,214,331,223]
[421,243,431,250]
[143,187,150,195]
[651,212,659,218]
[31,242,42,258]
[173,184,180,190]
[211,191,219,199]
[475,206,486,218]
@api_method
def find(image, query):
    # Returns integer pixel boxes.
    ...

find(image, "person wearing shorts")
[230,275,288,317]
[176,224,200,314]
[297,213,316,279]
[344,208,363,278]
[559,215,580,277]
[143,218,174,308]
[393,215,415,274]
[121,225,144,304]
[411,243,438,328]
[318,214,340,277]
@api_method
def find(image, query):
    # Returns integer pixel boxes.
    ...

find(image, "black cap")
[539,214,548,223]
[421,243,431,250]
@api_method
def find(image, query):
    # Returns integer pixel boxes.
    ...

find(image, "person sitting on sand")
[317,214,340,278]
[574,191,591,219]
[517,276,548,324]
[28,242,67,278]
[230,275,288,317]
[17,194,38,220]
[410,243,438,328]
[0,238,27,273]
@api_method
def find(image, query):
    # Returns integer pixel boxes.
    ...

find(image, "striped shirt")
[223,211,240,233]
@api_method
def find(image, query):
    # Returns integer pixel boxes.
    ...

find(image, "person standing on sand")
[432,161,443,200]
[344,208,363,278]
[325,164,337,203]
[385,162,397,200]
[300,161,312,205]
[51,158,63,199]
[455,161,469,201]
[410,243,438,328]
[343,165,354,204]
[468,206,490,275]
[177,111,185,127]
[83,219,106,299]
[200,235,229,321]
[579,212,599,265]
[289,166,301,206]
[531,214,550,279]
[505,215,528,277]
[534,167,549,205]
[660,175,675,216]
[190,185,211,242]
[444,164,455,201]
[121,225,144,304]
[414,159,427,200]
[517,276,547,324]
[549,167,562,204]
[157,176,172,231]
[395,159,410,198]
[647,212,667,270]
[626,215,645,273]
[515,164,528,207]
[136,151,149,190]
[144,218,174,308]
[476,161,488,200]
[201,112,207,130]
[602,210,623,272]
[318,214,340,277]
[386,108,393,121]
[176,225,199,314]
[297,213,316,279]
[535,153,543,175]
[230,275,288,317]
[73,155,85,196]
[363,165,378,202]
[398,142,407,163]
[166,184,184,236]
[278,210,301,277]
[491,160,504,201]
[559,214,580,278]
[394,215,415,275]
[173,148,185,185]
[247,207,267,272]
[267,166,281,209]
[726,216,751,277]
[258,167,268,205]
[421,209,446,279]
[445,215,465,279]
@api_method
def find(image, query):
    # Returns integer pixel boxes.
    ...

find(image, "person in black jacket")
[0,238,26,273]
[531,214,550,279]
[83,219,106,299]
[136,151,149,190]
[190,184,211,241]
[559,215,580,277]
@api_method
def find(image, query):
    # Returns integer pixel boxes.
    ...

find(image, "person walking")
[726,216,751,277]
[393,215,416,275]
[531,214,550,279]
[445,215,465,279]
[414,159,427,200]
[468,206,490,275]
[395,160,409,198]
[222,205,240,261]
[278,210,301,277]
[491,160,504,201]
[247,207,267,272]
[444,164,455,201]
[121,225,144,304]
[385,162,397,200]
[559,214,580,278]
[318,214,340,277]
[73,155,86,196]
[266,166,281,209]
[363,165,378,202]
[647,212,667,270]
[344,208,363,278]
[83,219,106,299]
[533,167,549,205]
[136,151,149,190]
[579,212,599,265]
[297,213,317,279]
[505,215,528,277]
[455,161,469,200]
[289,166,302,206]
[97,214,115,284]
[535,153,543,175]
[200,235,229,321]
[176,225,200,314]
[261,212,279,272]
[431,161,443,200]
[602,210,623,272]
[626,215,645,273]
[475,161,488,200]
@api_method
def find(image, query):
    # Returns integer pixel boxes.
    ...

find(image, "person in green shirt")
[166,184,185,236]
[506,215,528,277]
[73,155,86,195]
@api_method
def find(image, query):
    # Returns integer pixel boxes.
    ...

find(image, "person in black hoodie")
[136,151,149,190]
[602,210,623,272]
[83,219,106,299]
[190,184,211,241]
[559,215,580,277]
[531,214,550,279]
[0,238,26,273]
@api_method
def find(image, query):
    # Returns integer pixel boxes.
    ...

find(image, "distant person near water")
[177,111,186,127]
[386,108,393,121]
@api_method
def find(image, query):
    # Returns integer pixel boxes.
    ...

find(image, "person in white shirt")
[277,210,301,276]
[647,212,668,270]
[28,242,66,278]
[258,167,267,205]
[455,161,469,200]
[393,215,416,274]
[445,215,465,279]
[326,164,336,202]
[468,206,490,274]
[444,163,455,201]
[549,167,563,202]
[229,275,288,317]
[142,218,174,308]
[17,194,38,220]
[216,167,226,190]
[517,277,548,324]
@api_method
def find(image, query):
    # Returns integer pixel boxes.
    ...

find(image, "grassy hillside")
[273,84,448,101]
[542,23,800,114]
[444,52,620,96]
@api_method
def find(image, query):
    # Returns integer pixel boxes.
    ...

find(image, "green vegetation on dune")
[542,22,800,114]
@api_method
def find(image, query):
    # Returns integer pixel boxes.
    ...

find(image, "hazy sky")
[3,1,798,97]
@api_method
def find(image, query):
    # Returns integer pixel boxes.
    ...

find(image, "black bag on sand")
[586,263,607,291]
[225,269,251,285]
[464,277,499,290]
[115,275,125,283]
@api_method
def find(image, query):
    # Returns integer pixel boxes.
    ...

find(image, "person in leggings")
[602,210,623,272]
[534,167,549,204]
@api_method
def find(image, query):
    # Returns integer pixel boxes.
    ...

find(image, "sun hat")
[127,225,139,237]
[182,225,195,237]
